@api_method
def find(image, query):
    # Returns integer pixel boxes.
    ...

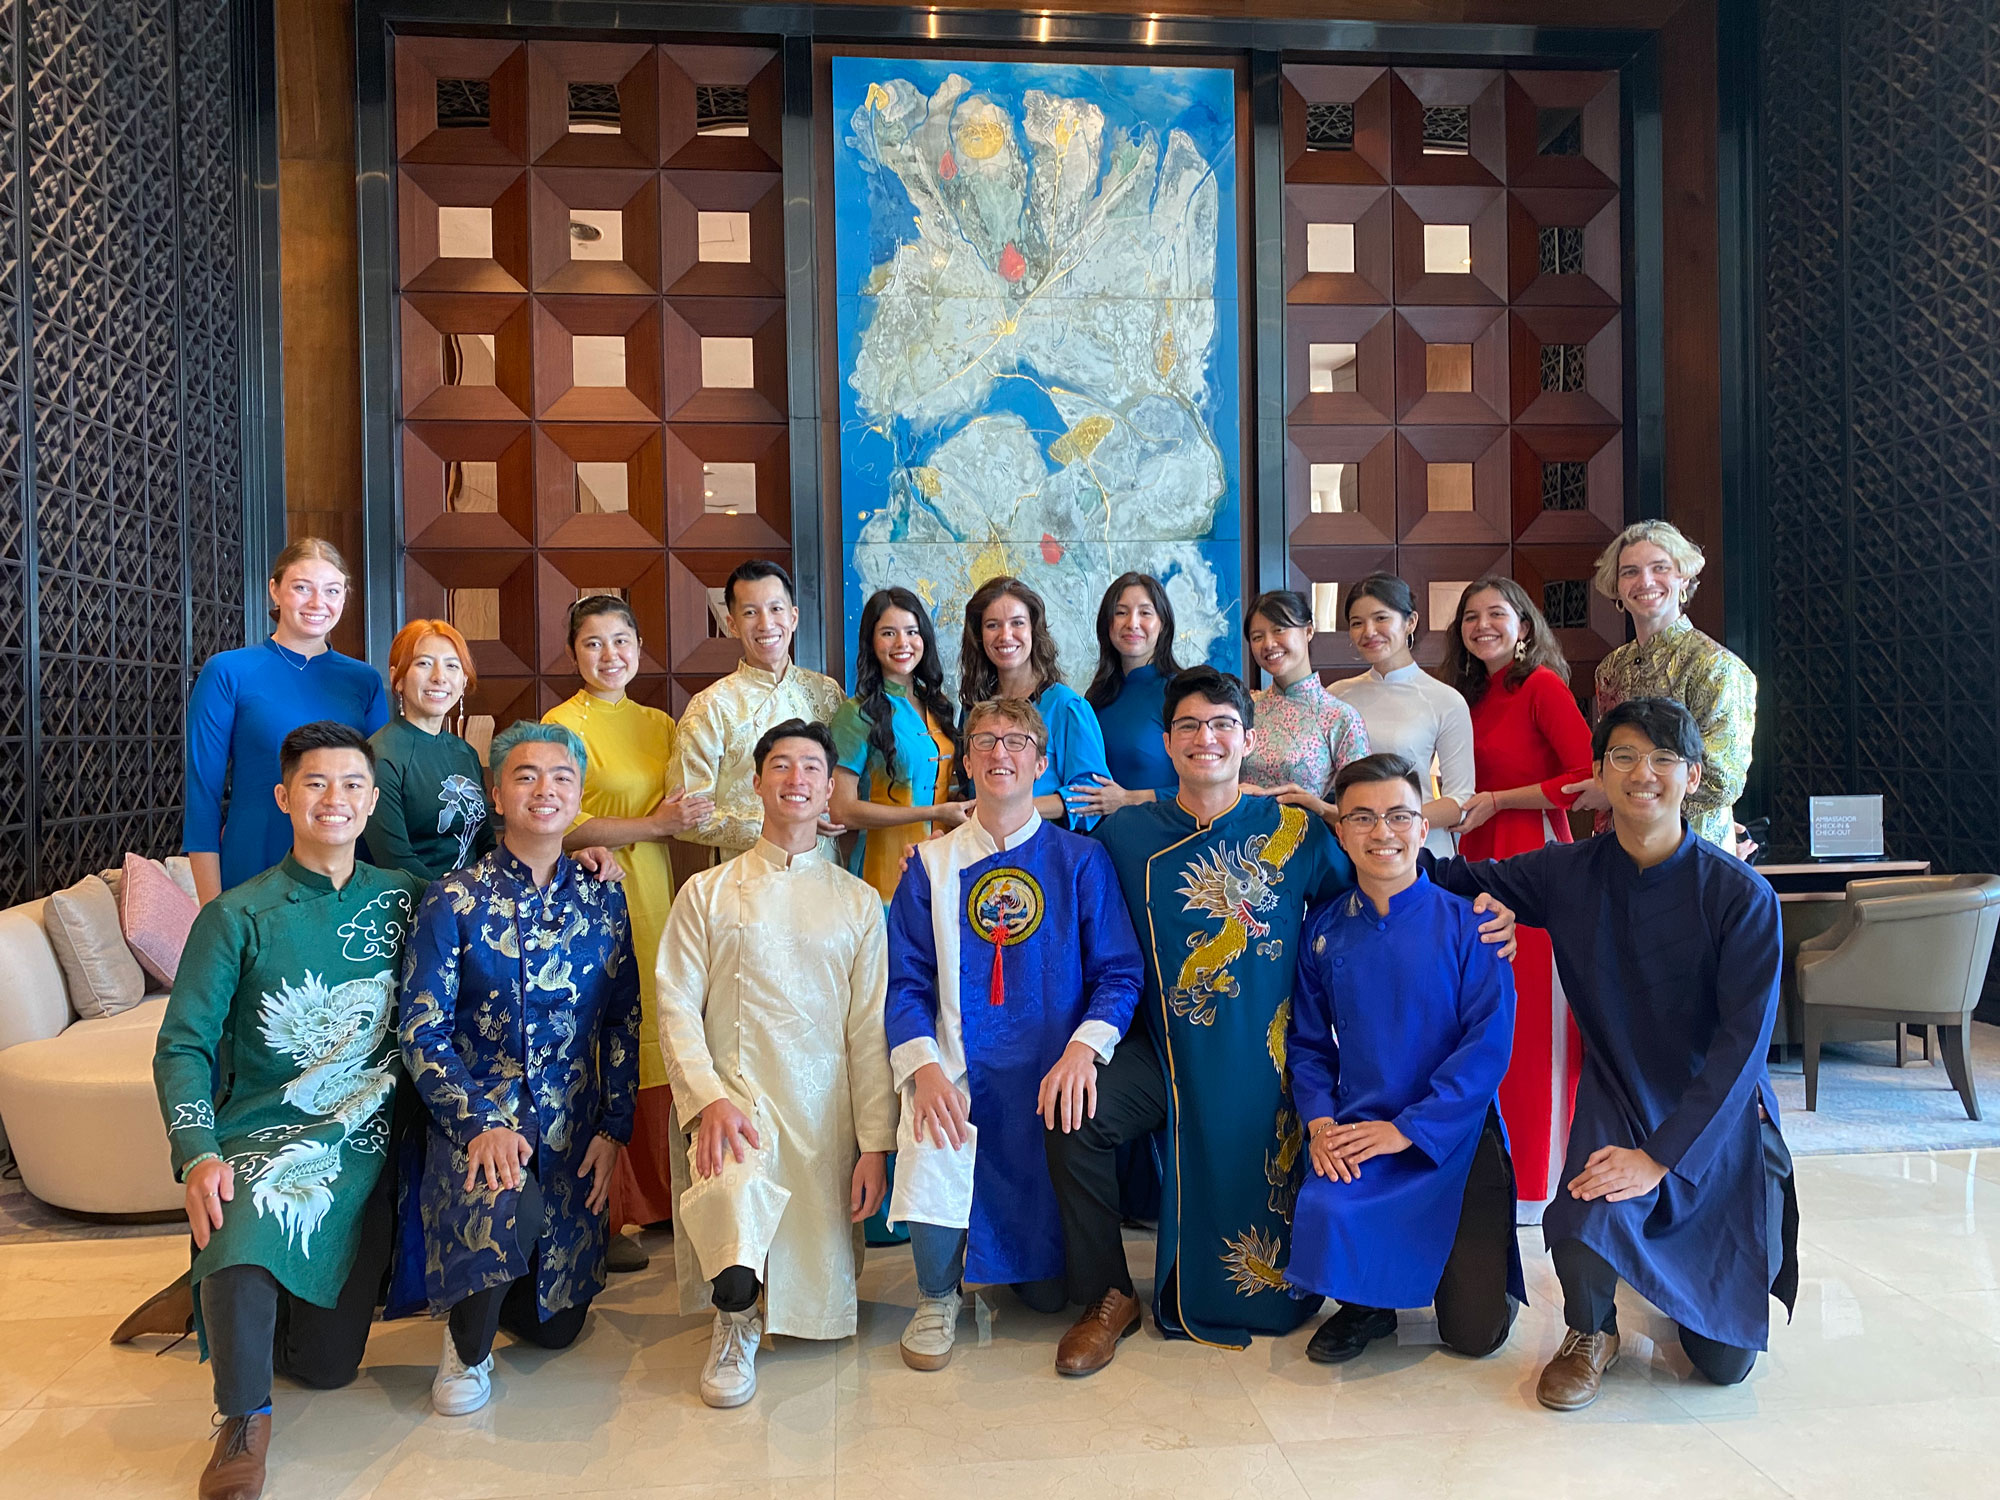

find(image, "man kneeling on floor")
[885,697,1145,1372]
[1428,697,1798,1407]
[399,720,640,1416]
[655,719,897,1409]
[153,722,422,1500]
[1286,753,1525,1366]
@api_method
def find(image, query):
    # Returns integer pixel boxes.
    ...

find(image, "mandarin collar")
[1634,615,1695,656]
[264,637,329,670]
[1344,870,1432,920]
[734,660,792,688]
[1276,673,1326,700]
[747,836,821,871]
[492,839,575,895]
[1613,822,1700,880]
[1371,663,1425,685]
[965,809,1042,857]
[280,854,334,893]
[1173,788,1244,832]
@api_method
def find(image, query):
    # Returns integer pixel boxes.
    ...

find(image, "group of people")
[150,519,1782,1500]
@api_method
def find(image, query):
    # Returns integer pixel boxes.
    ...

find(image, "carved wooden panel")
[393,36,789,718]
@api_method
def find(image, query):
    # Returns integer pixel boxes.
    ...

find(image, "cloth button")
[1333,958,1345,969]
[1376,921,1387,931]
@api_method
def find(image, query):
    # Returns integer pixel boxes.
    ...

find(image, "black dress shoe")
[1306,1304,1398,1365]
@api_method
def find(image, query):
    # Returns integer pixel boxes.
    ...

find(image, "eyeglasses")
[1602,747,1688,774]
[969,731,1039,753]
[1336,809,1423,833]
[1169,714,1244,737]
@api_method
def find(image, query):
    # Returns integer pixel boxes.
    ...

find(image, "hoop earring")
[1613,598,1627,614]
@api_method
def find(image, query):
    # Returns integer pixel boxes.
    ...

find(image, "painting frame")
[816,46,1253,691]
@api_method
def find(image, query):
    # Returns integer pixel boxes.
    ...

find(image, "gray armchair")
[1796,874,2000,1120]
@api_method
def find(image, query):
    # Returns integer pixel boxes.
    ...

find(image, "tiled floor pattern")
[5,1149,2000,1498]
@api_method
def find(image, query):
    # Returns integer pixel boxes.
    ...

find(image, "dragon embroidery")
[1167,804,1310,1024]
[249,968,398,1253]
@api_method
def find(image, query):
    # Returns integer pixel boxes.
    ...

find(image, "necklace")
[269,638,314,672]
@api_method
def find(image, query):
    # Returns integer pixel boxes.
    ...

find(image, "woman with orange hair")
[364,619,495,881]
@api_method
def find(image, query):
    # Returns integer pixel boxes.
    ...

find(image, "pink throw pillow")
[120,853,199,987]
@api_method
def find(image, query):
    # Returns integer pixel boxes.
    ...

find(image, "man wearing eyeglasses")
[1047,666,1519,1371]
[882,697,1145,1374]
[1428,696,1796,1409]
[1286,752,1524,1367]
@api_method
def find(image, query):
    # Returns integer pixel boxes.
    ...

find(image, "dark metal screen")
[1761,0,2000,879]
[0,0,245,905]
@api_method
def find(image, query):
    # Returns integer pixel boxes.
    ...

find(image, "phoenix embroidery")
[1168,804,1309,1024]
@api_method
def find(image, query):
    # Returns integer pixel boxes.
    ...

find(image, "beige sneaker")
[900,1290,963,1370]
[1537,1328,1620,1411]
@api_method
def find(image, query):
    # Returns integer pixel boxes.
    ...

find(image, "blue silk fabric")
[1431,828,1798,1350]
[1094,794,1354,1347]
[884,822,1144,1285]
[396,846,641,1319]
[1286,873,1526,1311]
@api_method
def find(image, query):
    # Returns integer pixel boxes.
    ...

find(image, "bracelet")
[180,1152,222,1182]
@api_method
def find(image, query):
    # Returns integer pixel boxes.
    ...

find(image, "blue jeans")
[907,1221,966,1300]
[906,1221,1066,1312]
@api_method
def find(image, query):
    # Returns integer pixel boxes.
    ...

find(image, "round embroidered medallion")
[966,867,1044,947]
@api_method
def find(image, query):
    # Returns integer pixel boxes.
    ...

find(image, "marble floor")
[5,1149,2000,1499]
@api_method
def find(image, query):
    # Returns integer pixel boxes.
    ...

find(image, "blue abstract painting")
[831,57,1241,687]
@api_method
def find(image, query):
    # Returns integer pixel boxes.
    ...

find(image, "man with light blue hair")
[398,716,642,1417]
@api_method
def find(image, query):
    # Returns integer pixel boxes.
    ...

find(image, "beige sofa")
[0,885,183,1216]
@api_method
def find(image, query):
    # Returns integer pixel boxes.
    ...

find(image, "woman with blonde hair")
[1577,521,1756,850]
[182,538,388,903]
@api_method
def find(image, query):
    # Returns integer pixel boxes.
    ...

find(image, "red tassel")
[990,917,1010,1005]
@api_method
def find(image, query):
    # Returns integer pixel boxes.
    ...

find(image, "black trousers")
[1044,1023,1170,1305]
[200,1165,395,1418]
[445,1172,592,1365]
[1341,1113,1518,1357]
[1550,1118,1792,1388]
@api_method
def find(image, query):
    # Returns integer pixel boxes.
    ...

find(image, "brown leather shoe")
[110,1271,194,1345]
[199,1411,270,1500]
[1537,1328,1620,1411]
[1055,1289,1142,1377]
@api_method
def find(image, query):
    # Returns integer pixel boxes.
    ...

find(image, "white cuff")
[889,1035,945,1091]
[1070,1019,1121,1065]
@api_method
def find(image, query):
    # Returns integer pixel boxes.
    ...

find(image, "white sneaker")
[900,1289,963,1371]
[432,1326,493,1415]
[699,1309,762,1408]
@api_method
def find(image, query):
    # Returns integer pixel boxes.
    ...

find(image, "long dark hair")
[1439,575,1571,705]
[959,575,1062,710]
[1341,572,1418,627]
[853,587,956,779]
[1086,572,1183,709]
